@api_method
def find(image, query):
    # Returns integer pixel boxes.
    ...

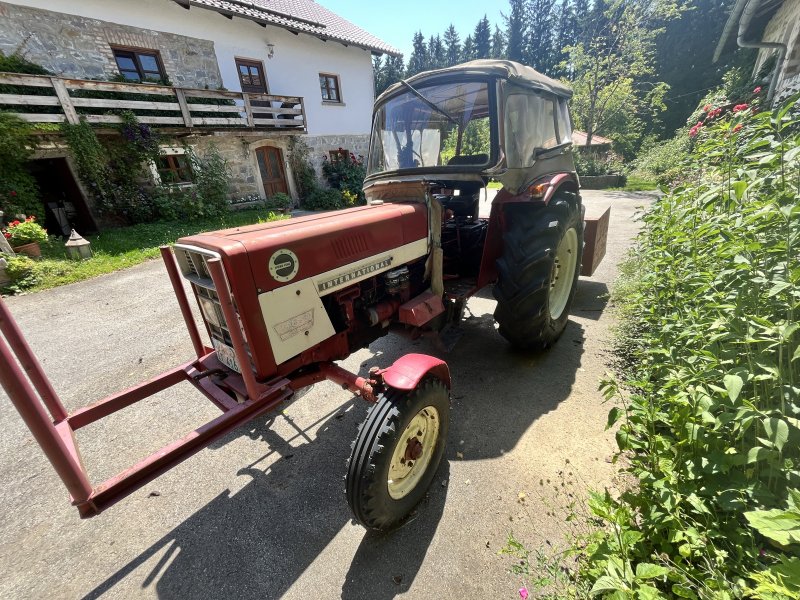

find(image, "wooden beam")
[242,93,255,127]
[50,77,79,125]
[174,88,194,128]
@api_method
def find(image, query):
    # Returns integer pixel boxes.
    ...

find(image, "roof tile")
[179,0,401,56]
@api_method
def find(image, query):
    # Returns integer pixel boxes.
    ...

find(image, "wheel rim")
[549,227,578,320]
[387,406,440,500]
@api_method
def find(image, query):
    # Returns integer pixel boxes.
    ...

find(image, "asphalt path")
[0,189,653,599]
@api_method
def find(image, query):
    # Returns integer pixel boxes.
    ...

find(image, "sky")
[319,1,507,59]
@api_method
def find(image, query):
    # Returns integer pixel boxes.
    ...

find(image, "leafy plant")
[303,188,344,211]
[0,112,43,221]
[263,192,293,211]
[287,137,319,200]
[2,216,47,246]
[560,92,800,598]
[321,149,366,202]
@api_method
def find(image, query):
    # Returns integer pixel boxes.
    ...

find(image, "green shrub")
[564,94,800,598]
[304,188,344,211]
[322,150,366,202]
[263,192,293,211]
[287,137,318,200]
[191,144,230,218]
[3,255,39,291]
[0,112,43,222]
[573,148,624,176]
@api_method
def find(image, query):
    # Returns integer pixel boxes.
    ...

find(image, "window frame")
[154,151,194,186]
[111,46,167,83]
[319,73,342,104]
[235,57,269,93]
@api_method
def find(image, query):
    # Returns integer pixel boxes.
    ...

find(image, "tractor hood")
[176,201,429,295]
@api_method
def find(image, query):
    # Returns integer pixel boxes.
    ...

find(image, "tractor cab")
[365,59,576,198]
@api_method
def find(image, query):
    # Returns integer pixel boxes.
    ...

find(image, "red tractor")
[0,60,606,530]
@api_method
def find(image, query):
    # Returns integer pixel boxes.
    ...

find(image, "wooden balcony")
[0,72,307,135]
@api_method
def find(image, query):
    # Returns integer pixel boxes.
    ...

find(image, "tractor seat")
[447,154,488,166]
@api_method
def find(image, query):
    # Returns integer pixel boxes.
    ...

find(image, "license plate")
[212,340,241,373]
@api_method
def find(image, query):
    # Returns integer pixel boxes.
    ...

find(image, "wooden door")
[256,146,288,197]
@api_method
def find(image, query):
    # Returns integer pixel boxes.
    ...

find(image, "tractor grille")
[174,245,253,371]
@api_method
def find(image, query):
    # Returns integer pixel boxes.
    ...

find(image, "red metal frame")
[0,248,427,518]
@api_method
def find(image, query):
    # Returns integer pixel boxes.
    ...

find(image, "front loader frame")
[0,247,388,518]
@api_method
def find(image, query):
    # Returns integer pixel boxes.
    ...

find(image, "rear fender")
[475,172,579,290]
[380,353,451,391]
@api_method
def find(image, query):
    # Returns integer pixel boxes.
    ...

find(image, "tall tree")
[553,0,578,78]
[443,24,462,66]
[372,55,384,95]
[473,15,492,59]
[525,0,558,74]
[491,25,506,58]
[655,0,737,136]
[406,31,428,77]
[566,0,682,152]
[381,54,405,92]
[461,34,475,62]
[503,0,527,62]
[428,34,446,69]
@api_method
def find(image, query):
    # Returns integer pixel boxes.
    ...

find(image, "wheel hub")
[388,406,440,500]
[548,227,578,320]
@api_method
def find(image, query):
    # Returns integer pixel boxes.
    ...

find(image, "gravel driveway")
[0,190,653,599]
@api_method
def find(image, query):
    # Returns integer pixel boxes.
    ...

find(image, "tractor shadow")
[81,290,594,599]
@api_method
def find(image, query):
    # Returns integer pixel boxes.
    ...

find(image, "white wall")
[8,0,377,136]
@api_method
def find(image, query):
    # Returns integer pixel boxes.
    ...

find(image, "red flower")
[732,123,743,133]
[689,122,702,138]
[9,190,16,197]
[753,86,762,94]
[703,104,712,112]
[733,104,748,112]
[9,220,20,227]
[2,232,10,240]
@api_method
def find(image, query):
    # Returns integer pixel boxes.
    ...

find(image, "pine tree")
[406,31,428,77]
[553,0,578,77]
[372,55,384,95]
[428,34,446,69]
[473,15,492,59]
[526,0,558,74]
[491,25,505,58]
[461,34,475,62]
[443,24,461,67]
[378,54,405,94]
[503,0,527,62]
[573,0,591,45]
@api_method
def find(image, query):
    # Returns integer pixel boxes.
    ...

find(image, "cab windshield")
[367,80,494,177]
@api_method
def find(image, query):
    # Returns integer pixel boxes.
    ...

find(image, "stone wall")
[187,133,371,203]
[0,1,222,88]
[303,134,370,176]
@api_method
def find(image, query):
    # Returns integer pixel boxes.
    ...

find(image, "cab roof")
[377,59,573,105]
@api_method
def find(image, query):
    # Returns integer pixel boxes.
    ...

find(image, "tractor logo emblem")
[268,249,299,282]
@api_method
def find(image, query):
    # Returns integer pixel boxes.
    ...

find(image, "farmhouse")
[0,0,399,230]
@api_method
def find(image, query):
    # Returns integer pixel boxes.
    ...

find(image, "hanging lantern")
[64,229,92,260]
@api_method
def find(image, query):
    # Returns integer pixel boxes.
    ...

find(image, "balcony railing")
[0,72,307,133]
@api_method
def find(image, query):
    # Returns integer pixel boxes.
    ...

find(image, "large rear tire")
[346,377,449,530]
[493,195,583,351]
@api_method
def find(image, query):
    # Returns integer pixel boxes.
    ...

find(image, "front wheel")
[493,195,583,350]
[346,377,450,530]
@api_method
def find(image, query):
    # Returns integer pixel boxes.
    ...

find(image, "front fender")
[381,353,451,391]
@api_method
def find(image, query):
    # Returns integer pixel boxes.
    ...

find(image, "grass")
[611,175,658,192]
[4,208,285,294]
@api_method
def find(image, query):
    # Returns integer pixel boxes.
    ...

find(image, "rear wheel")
[346,377,449,530]
[493,195,583,350]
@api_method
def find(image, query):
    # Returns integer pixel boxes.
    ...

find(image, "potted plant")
[2,216,48,257]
